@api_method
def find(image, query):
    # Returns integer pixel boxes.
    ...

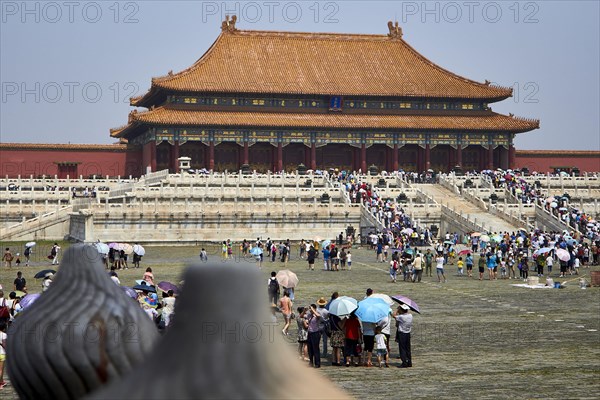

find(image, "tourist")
[362,320,376,367]
[465,253,474,278]
[199,248,208,262]
[521,255,530,280]
[299,239,306,259]
[536,253,545,277]
[330,314,345,366]
[322,246,331,271]
[344,313,362,367]
[306,303,322,368]
[42,273,53,292]
[500,257,508,279]
[296,306,309,361]
[457,256,464,276]
[13,271,26,293]
[221,241,228,260]
[389,259,398,283]
[0,321,7,389]
[374,326,389,368]
[478,252,486,280]
[394,304,413,368]
[162,290,176,327]
[507,253,516,279]
[118,250,127,269]
[317,297,330,357]
[424,249,433,277]
[270,242,277,262]
[23,245,32,266]
[340,250,349,272]
[546,253,553,276]
[307,245,316,270]
[486,253,497,280]
[412,252,423,282]
[376,241,383,262]
[279,290,293,336]
[143,267,155,286]
[435,253,447,283]
[2,248,13,269]
[267,271,279,305]
[339,248,347,270]
[113,247,121,269]
[50,243,60,265]
[110,271,120,285]
[330,246,339,271]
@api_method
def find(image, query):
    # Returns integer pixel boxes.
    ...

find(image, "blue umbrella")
[321,240,331,248]
[356,297,391,323]
[566,239,577,246]
[250,247,263,256]
[533,247,553,256]
[328,296,358,317]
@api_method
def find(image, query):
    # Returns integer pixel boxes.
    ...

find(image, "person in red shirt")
[344,313,362,367]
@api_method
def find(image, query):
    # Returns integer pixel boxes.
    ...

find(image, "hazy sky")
[1,1,598,151]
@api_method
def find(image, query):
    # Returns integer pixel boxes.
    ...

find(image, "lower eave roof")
[112,108,539,138]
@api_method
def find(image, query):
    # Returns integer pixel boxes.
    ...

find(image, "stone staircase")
[416,184,520,234]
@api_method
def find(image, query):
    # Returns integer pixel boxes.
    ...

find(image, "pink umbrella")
[555,248,570,262]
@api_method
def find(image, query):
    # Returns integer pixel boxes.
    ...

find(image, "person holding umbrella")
[393,304,413,368]
[306,303,322,368]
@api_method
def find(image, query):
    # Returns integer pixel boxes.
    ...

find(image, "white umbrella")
[133,244,146,256]
[25,241,36,248]
[370,293,394,306]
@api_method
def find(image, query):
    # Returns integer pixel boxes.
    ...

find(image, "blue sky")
[1,1,598,150]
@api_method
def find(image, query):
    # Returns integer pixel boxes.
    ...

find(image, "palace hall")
[109,17,540,174]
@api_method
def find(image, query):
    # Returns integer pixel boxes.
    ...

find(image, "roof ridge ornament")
[221,15,238,33]
[387,20,402,39]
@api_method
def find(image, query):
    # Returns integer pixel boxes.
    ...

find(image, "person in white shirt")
[161,290,176,327]
[546,255,554,276]
[374,326,389,368]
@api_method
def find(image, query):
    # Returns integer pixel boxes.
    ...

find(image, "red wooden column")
[208,141,215,171]
[456,145,462,167]
[276,143,283,172]
[508,144,516,169]
[393,144,399,171]
[360,143,367,172]
[243,142,249,165]
[310,143,316,170]
[150,141,157,172]
[170,141,180,173]
[425,144,431,171]
[488,146,494,170]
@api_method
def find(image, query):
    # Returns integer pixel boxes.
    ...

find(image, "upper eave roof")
[132,22,512,106]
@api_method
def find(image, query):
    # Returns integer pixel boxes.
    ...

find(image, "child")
[15,253,21,267]
[457,256,464,276]
[296,306,309,361]
[346,250,352,271]
[500,257,507,279]
[390,259,398,283]
[374,326,389,368]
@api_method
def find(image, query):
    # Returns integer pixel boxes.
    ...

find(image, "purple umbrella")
[157,281,179,294]
[20,293,41,309]
[120,286,138,300]
[391,295,421,314]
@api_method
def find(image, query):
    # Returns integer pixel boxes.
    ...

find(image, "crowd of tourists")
[269,286,414,369]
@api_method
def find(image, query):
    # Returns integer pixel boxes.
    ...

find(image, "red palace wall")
[0,144,143,178]
[515,150,600,173]
[1,144,599,178]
